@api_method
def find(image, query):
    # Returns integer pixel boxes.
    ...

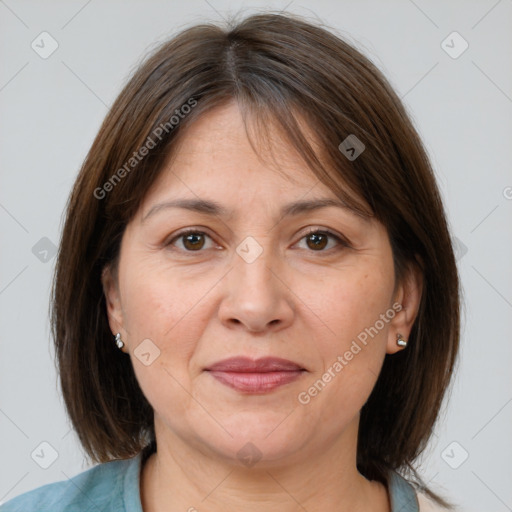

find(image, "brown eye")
[167,230,214,251]
[182,232,206,251]
[297,229,349,252]
[305,232,329,250]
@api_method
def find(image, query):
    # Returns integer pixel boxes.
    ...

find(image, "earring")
[396,333,407,347]
[115,333,124,350]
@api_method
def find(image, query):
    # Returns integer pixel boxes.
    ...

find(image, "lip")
[205,356,305,373]
[204,357,306,394]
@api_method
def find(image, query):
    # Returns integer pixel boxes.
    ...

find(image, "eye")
[296,228,349,252]
[165,227,350,253]
[166,229,215,252]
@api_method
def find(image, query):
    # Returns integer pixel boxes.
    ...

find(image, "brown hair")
[51,11,460,508]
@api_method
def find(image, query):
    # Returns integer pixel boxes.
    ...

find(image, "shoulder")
[387,470,452,512]
[0,454,142,512]
[387,469,420,511]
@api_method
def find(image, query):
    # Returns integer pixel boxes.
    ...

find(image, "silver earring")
[396,333,407,347]
[115,333,124,350]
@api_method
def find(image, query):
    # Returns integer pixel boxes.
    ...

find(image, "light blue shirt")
[0,452,419,511]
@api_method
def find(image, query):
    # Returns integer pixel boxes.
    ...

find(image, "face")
[102,100,421,467]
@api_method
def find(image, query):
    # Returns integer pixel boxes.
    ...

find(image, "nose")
[218,240,294,334]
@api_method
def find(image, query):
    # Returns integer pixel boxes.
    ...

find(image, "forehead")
[163,101,318,187]
[136,100,372,225]
[144,102,339,207]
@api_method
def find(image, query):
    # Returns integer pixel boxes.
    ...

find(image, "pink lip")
[205,356,304,372]
[204,357,306,393]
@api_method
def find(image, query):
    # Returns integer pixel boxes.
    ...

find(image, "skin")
[102,100,422,512]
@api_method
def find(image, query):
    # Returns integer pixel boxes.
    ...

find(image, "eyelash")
[165,227,350,254]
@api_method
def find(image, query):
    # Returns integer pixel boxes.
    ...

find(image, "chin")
[193,419,308,468]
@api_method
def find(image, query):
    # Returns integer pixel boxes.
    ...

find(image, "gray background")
[1,1,511,510]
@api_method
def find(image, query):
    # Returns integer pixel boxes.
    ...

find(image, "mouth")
[204,356,306,394]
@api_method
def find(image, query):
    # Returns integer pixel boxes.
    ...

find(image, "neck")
[140,417,390,512]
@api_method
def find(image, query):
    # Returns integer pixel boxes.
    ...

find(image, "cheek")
[123,278,173,338]
[116,258,192,385]
[119,251,185,335]
[119,262,202,418]
[301,261,394,413]
[118,255,212,380]
[321,263,394,347]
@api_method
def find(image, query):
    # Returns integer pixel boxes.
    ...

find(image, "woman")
[1,11,460,512]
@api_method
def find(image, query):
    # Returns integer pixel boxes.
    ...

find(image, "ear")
[386,261,423,355]
[101,264,126,351]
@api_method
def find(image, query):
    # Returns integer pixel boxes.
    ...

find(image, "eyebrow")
[141,197,368,223]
